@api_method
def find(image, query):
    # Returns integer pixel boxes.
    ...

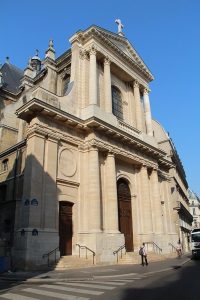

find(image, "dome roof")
[31,50,41,61]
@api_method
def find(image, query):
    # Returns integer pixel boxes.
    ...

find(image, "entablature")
[16,97,172,168]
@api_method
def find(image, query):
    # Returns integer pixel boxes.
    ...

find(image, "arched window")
[111,86,123,120]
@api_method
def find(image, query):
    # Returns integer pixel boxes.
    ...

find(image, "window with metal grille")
[112,86,123,120]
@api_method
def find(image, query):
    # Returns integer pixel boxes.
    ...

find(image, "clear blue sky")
[1,0,199,196]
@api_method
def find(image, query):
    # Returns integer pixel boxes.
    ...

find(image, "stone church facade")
[0,24,192,269]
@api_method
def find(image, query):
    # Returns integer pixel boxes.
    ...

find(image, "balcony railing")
[118,120,140,137]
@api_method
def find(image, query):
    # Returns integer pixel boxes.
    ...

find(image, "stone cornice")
[26,121,83,147]
[0,124,18,132]
[84,137,158,169]
[15,98,173,170]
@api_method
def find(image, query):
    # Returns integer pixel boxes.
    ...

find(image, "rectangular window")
[1,159,8,172]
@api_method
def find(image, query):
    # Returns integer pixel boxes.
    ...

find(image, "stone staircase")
[53,251,178,270]
[54,255,95,270]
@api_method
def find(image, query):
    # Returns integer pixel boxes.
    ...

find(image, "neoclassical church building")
[0,23,192,269]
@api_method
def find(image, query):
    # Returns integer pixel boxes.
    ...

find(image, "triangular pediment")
[95,27,136,59]
[89,26,154,80]
[70,25,154,81]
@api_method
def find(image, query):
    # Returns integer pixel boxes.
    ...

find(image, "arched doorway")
[117,178,133,251]
[59,201,74,256]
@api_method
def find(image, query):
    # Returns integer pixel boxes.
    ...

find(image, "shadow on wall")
[0,151,61,272]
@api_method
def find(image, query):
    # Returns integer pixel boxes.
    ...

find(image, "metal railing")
[42,247,59,267]
[76,244,95,265]
[113,244,126,262]
[169,242,177,252]
[145,242,162,254]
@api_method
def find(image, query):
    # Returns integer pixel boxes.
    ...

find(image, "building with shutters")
[0,23,192,269]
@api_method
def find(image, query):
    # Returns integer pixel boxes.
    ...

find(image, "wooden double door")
[117,179,133,251]
[59,201,73,256]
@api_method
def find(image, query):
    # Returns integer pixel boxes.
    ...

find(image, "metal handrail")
[113,244,126,262]
[43,246,59,267]
[169,242,177,252]
[145,242,162,254]
[76,243,95,265]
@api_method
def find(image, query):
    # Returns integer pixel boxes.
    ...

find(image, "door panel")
[59,202,73,256]
[117,180,133,251]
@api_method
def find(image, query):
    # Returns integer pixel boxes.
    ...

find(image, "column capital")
[107,150,115,157]
[104,56,111,65]
[89,144,98,151]
[89,45,97,56]
[143,87,151,95]
[134,80,139,88]
[79,49,88,60]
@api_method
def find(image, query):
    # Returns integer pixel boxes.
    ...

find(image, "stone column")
[88,146,101,232]
[105,152,119,232]
[89,46,97,105]
[80,50,87,108]
[140,165,153,233]
[143,88,153,136]
[104,57,112,113]
[151,169,163,233]
[134,80,143,132]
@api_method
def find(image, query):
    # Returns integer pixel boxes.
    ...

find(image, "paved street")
[0,255,199,300]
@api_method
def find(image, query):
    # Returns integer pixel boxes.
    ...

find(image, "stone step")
[54,251,178,270]
[116,251,177,264]
[55,255,95,270]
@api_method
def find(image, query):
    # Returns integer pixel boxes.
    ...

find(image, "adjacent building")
[188,190,200,229]
[0,23,193,269]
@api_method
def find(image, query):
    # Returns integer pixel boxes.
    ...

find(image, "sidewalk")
[0,254,191,283]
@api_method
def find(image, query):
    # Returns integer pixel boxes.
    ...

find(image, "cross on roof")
[115,19,124,36]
